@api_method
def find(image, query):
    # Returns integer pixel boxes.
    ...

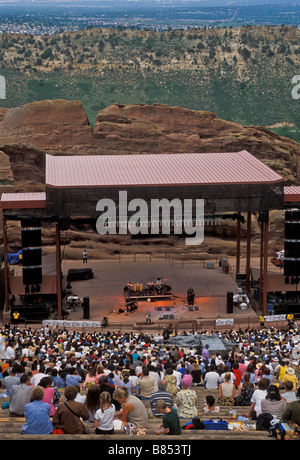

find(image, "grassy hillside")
[0,25,299,139]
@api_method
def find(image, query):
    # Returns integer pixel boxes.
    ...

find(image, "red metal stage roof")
[1,192,46,209]
[284,186,300,203]
[46,150,283,188]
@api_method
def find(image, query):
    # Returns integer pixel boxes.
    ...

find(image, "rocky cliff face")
[0,99,297,258]
[0,100,93,155]
[0,100,298,184]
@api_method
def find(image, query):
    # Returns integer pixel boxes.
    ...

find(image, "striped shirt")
[150,390,173,417]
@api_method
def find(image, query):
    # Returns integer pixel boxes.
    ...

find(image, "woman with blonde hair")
[94,391,115,434]
[218,372,236,406]
[191,362,202,386]
[165,367,178,397]
[113,386,148,428]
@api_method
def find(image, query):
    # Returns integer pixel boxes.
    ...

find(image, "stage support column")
[3,216,9,317]
[262,212,269,316]
[56,223,62,320]
[236,212,241,275]
[246,211,251,292]
[259,219,264,310]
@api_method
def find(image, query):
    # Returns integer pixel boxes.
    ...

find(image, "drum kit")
[124,277,172,300]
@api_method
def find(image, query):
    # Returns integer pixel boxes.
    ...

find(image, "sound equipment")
[284,209,300,276]
[22,266,42,285]
[22,248,42,267]
[22,229,42,248]
[227,291,233,314]
[83,296,90,319]
[21,220,42,291]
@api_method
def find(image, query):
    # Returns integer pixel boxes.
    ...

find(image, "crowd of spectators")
[0,322,299,435]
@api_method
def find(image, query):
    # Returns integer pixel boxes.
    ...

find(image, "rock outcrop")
[93,103,300,183]
[0,99,93,154]
[0,100,298,184]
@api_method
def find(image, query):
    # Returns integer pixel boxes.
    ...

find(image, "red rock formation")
[0,99,93,154]
[93,103,300,183]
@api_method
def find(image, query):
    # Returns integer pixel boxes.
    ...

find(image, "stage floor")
[60,257,258,325]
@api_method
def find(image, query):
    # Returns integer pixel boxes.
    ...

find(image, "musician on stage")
[187,287,195,306]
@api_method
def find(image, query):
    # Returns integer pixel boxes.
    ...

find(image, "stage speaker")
[284,209,300,276]
[189,306,194,311]
[83,296,90,319]
[194,306,199,311]
[157,307,162,311]
[169,314,174,319]
[21,219,41,228]
[23,266,42,286]
[22,248,42,267]
[227,291,233,314]
[22,229,42,248]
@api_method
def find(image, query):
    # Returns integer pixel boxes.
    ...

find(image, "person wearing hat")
[282,367,298,390]
[276,360,289,382]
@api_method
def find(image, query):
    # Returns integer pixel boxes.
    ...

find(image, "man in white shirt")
[171,366,182,389]
[5,342,15,361]
[204,365,220,390]
[32,367,47,387]
[248,378,269,419]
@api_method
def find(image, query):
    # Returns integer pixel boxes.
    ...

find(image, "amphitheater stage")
[60,256,258,327]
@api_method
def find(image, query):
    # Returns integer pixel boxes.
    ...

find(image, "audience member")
[9,373,33,417]
[150,380,173,417]
[281,387,300,425]
[94,391,115,434]
[218,372,236,406]
[248,378,270,420]
[256,385,287,431]
[236,372,255,406]
[204,365,220,390]
[39,376,57,416]
[113,386,148,429]
[175,374,197,419]
[21,386,53,435]
[281,380,298,403]
[155,400,181,435]
[52,385,90,434]
[2,366,20,397]
[281,367,298,390]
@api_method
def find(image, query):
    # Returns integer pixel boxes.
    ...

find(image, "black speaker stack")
[284,209,300,282]
[227,291,233,314]
[83,296,90,319]
[21,219,42,294]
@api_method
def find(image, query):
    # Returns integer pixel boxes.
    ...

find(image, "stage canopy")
[2,150,285,220]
